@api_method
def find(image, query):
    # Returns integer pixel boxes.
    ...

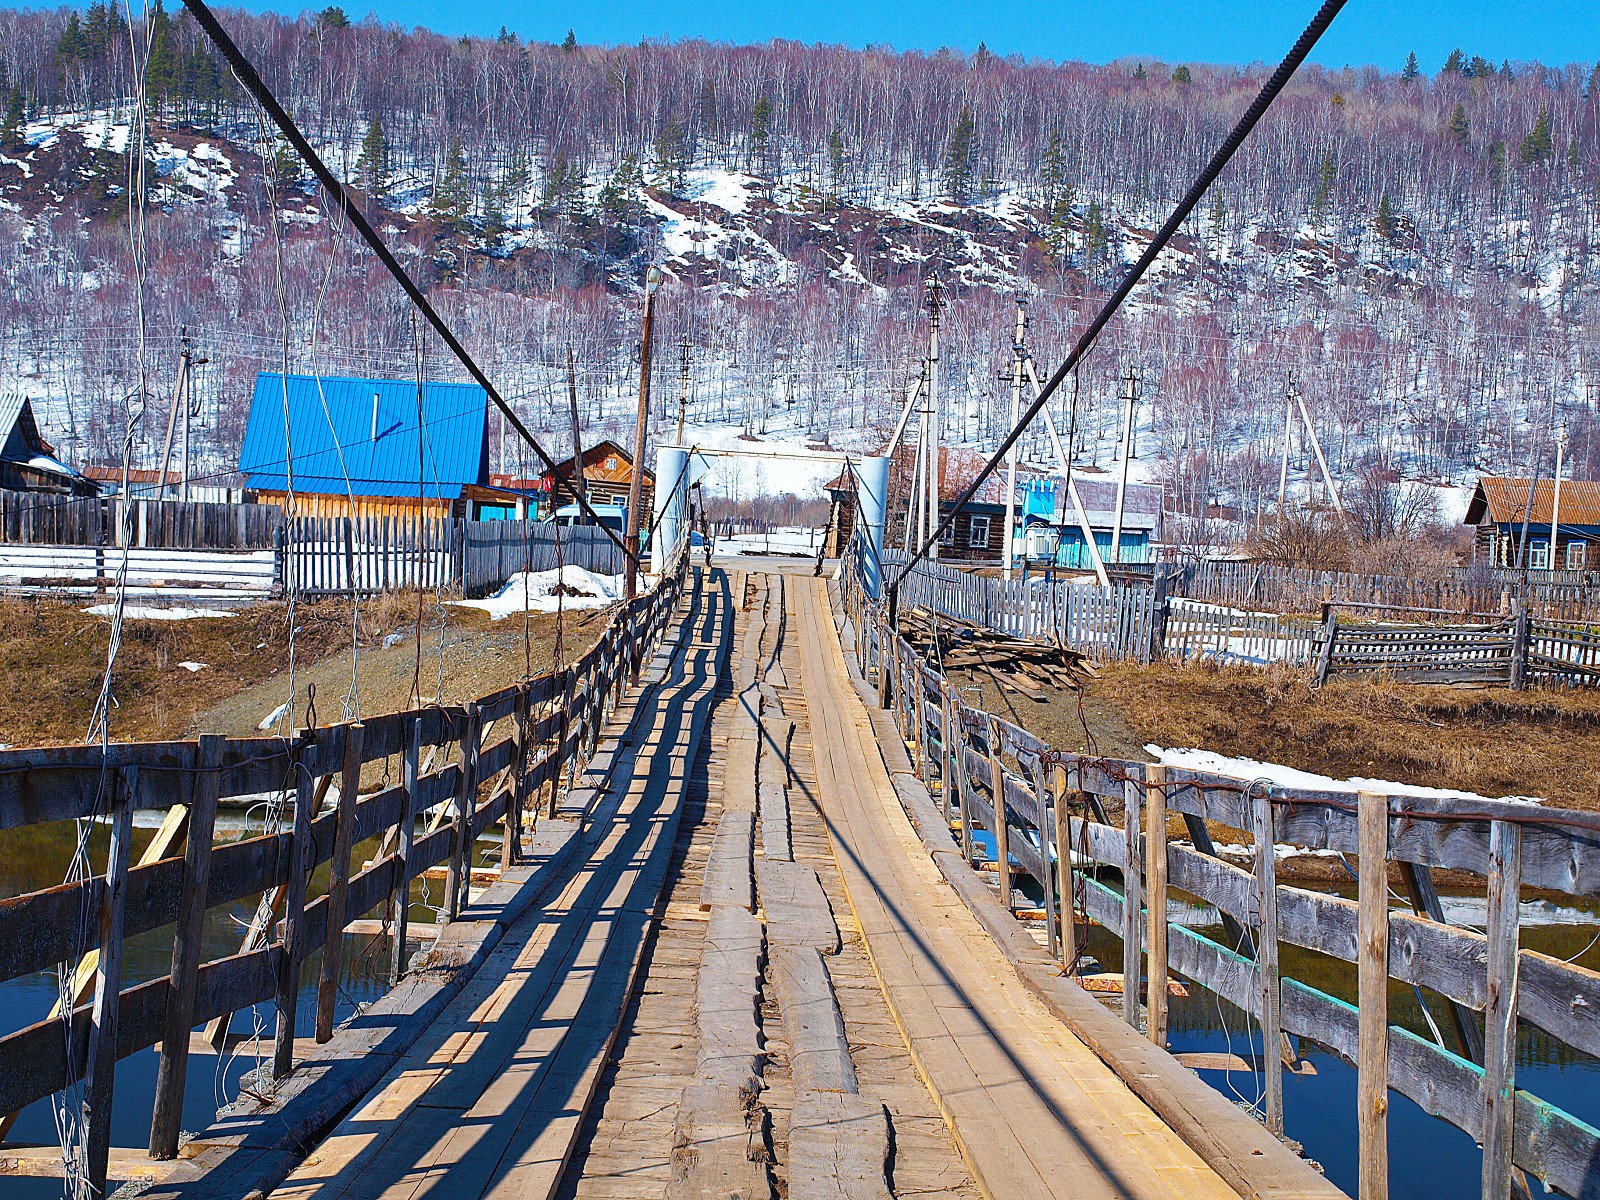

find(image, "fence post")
[1122,773,1142,1029]
[150,738,223,1158]
[316,722,364,1043]
[274,738,319,1080]
[343,516,356,594]
[390,719,422,984]
[1144,764,1169,1048]
[1315,603,1337,686]
[1357,789,1390,1200]
[83,765,136,1197]
[1252,782,1284,1134]
[986,717,1011,912]
[1510,603,1530,690]
[1482,819,1523,1200]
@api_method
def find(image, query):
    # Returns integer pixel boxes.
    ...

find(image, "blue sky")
[237,1,1599,71]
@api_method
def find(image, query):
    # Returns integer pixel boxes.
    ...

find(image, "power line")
[889,0,1350,605]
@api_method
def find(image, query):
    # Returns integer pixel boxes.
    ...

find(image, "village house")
[538,439,654,519]
[1464,475,1600,570]
[238,373,531,520]
[0,394,98,496]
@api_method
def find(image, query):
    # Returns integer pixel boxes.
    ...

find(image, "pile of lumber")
[899,606,1096,694]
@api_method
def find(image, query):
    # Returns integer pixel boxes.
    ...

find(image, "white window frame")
[1529,538,1551,570]
[1568,540,1588,570]
[938,518,956,546]
[968,515,991,548]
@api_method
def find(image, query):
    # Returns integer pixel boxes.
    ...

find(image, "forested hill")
[1,5,1597,528]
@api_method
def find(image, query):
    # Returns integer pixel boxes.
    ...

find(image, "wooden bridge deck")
[154,564,1328,1200]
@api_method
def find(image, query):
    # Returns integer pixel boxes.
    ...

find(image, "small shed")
[1464,476,1600,570]
[0,394,97,496]
[239,373,495,519]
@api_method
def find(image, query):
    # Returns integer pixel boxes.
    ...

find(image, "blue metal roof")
[239,373,488,499]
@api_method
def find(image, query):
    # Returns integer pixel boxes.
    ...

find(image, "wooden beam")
[1122,775,1142,1030]
[1358,789,1389,1200]
[987,717,1011,912]
[390,718,421,984]
[1055,763,1076,973]
[150,736,222,1159]
[1145,764,1169,1048]
[1253,784,1284,1135]
[84,766,135,1197]
[316,721,364,1043]
[273,740,318,1080]
[1482,819,1523,1200]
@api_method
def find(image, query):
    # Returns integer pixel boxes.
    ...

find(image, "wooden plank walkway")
[790,572,1244,1200]
[258,568,731,1200]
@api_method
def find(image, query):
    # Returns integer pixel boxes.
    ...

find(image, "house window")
[1529,539,1551,570]
[1568,541,1588,570]
[968,515,991,548]
[938,517,956,545]
[604,456,618,471]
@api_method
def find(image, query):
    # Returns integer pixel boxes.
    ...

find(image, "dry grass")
[0,593,602,747]
[1092,659,1600,811]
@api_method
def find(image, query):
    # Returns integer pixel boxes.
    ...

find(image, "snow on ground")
[715,528,823,557]
[683,426,847,501]
[1146,745,1546,806]
[454,566,624,620]
[81,604,236,620]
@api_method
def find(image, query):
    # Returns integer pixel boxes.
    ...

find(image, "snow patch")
[81,604,236,620]
[454,566,624,620]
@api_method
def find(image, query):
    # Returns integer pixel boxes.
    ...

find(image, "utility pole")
[566,344,584,512]
[1277,377,1295,515]
[677,336,691,445]
[155,332,205,502]
[1551,421,1568,570]
[1003,298,1026,579]
[1292,379,1345,522]
[625,266,664,599]
[925,275,944,560]
[1109,366,1139,566]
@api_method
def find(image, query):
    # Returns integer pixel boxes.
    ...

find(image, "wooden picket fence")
[0,491,282,549]
[840,540,1600,1200]
[0,538,693,1195]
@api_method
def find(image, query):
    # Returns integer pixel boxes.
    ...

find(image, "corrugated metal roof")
[1465,476,1600,526]
[238,374,488,498]
[0,393,26,449]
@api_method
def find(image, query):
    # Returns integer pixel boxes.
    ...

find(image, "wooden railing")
[0,538,694,1193]
[841,541,1600,1200]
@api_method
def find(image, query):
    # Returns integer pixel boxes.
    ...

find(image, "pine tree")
[1442,49,1464,75]
[1569,137,1580,172]
[431,137,473,232]
[942,104,976,204]
[598,154,644,222]
[654,116,690,195]
[1519,110,1553,165]
[1132,63,1146,80]
[317,7,349,29]
[0,87,23,150]
[355,116,389,196]
[1375,191,1398,243]
[1467,55,1493,79]
[496,26,517,46]
[1082,198,1108,265]
[749,95,773,173]
[1039,132,1074,257]
[481,180,505,238]
[144,0,179,116]
[1208,190,1227,254]
[827,125,846,205]
[1401,52,1420,82]
[503,145,530,223]
[561,29,576,52]
[1488,140,1506,180]
[270,139,302,193]
[1309,153,1336,224]
[58,13,85,62]
[1171,65,1192,84]
[1447,103,1469,144]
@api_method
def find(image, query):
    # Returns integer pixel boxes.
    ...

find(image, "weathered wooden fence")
[0,540,693,1195]
[0,492,283,549]
[842,543,1600,1200]
[282,518,627,599]
[1170,558,1600,623]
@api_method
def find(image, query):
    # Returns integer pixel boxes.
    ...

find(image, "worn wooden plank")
[700,810,755,913]
[84,766,135,1197]
[1145,764,1168,1047]
[1254,782,1284,1135]
[1122,776,1142,1029]
[1483,820,1522,1200]
[391,719,422,985]
[787,1091,892,1200]
[150,737,223,1159]
[1358,788,1389,1200]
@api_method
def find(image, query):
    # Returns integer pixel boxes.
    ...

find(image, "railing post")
[1357,788,1390,1200]
[1482,818,1523,1200]
[151,738,223,1158]
[316,722,364,1043]
[1055,761,1077,973]
[274,738,318,1080]
[446,704,481,919]
[84,765,135,1198]
[508,685,530,865]
[1252,782,1284,1133]
[1032,758,1059,959]
[390,719,422,985]
[1145,764,1169,1048]
[986,716,1011,913]
[1121,773,1143,1028]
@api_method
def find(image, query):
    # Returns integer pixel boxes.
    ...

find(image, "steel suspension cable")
[888,0,1349,606]
[180,0,637,564]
